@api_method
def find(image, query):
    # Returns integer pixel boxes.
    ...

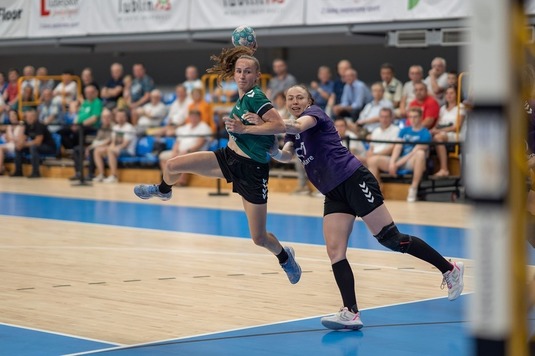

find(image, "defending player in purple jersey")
[252,84,465,331]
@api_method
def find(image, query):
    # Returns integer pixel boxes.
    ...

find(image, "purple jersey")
[284,105,362,194]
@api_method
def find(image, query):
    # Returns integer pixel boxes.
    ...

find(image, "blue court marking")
[0,323,118,356]
[0,192,469,259]
[68,296,474,356]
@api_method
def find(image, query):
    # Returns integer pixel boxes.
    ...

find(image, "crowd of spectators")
[0,56,468,200]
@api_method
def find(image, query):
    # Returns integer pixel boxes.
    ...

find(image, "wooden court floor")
[0,177,478,346]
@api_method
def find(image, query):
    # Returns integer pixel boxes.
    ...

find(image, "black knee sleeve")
[374,222,413,253]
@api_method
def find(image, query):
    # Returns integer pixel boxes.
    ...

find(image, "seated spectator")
[93,109,136,183]
[182,65,204,97]
[12,108,56,178]
[158,109,212,186]
[210,78,238,103]
[395,65,424,119]
[58,84,102,150]
[38,88,63,131]
[129,63,154,110]
[331,59,352,106]
[188,88,215,133]
[150,84,192,137]
[3,68,20,108]
[70,108,113,181]
[354,82,393,136]
[100,63,124,110]
[430,86,466,177]
[424,57,449,105]
[80,68,100,100]
[266,58,297,100]
[380,63,403,108]
[367,107,431,202]
[21,65,39,97]
[118,74,133,110]
[132,89,167,131]
[332,68,372,121]
[0,93,6,121]
[0,71,8,97]
[365,108,400,162]
[12,85,38,112]
[334,117,366,163]
[64,100,79,126]
[310,65,334,112]
[36,66,55,95]
[0,110,24,175]
[52,70,78,108]
[408,82,440,129]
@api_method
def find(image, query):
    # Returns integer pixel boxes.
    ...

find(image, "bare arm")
[224,108,285,135]
[284,115,317,134]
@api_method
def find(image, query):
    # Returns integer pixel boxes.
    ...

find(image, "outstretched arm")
[224,108,285,135]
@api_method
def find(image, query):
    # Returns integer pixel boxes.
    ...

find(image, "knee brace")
[374,222,413,253]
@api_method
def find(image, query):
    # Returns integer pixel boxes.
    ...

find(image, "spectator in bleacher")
[0,110,24,175]
[331,59,352,106]
[58,84,102,150]
[70,108,113,181]
[129,63,154,110]
[80,68,100,100]
[182,65,203,97]
[430,86,466,178]
[37,88,63,130]
[211,78,238,104]
[157,109,213,186]
[4,68,20,108]
[408,82,440,129]
[424,57,449,105]
[154,84,192,137]
[188,87,215,133]
[119,74,132,110]
[354,82,393,137]
[396,65,424,119]
[0,72,7,97]
[93,109,136,183]
[21,66,39,98]
[0,93,6,121]
[12,107,56,178]
[132,89,167,131]
[332,68,372,122]
[52,70,78,108]
[380,63,403,109]
[310,65,334,112]
[366,108,400,162]
[447,70,458,87]
[334,117,366,163]
[100,63,124,110]
[367,107,431,202]
[12,85,37,113]
[266,58,297,101]
[36,66,55,95]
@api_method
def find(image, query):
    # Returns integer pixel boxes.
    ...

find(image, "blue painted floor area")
[0,324,117,356]
[72,296,472,356]
[0,192,469,259]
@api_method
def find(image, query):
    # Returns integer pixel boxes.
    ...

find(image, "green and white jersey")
[228,85,274,163]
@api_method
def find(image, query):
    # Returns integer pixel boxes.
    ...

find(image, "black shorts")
[324,165,384,218]
[214,146,270,205]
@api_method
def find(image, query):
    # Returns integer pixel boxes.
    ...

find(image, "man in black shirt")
[13,108,56,178]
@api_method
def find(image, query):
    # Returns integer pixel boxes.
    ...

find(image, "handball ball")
[232,25,257,50]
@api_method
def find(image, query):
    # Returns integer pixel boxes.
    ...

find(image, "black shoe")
[69,174,81,181]
[11,172,23,177]
[27,174,41,179]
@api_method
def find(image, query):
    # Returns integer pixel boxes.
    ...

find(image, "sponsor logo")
[40,0,80,17]
[223,0,284,7]
[119,0,172,13]
[0,7,23,21]
[359,181,375,203]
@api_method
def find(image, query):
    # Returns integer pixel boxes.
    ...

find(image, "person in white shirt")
[380,63,403,108]
[424,57,449,105]
[133,89,168,131]
[354,82,393,135]
[366,107,401,161]
[334,117,366,163]
[396,65,424,119]
[52,70,78,108]
[182,65,203,97]
[93,109,137,183]
[158,109,213,186]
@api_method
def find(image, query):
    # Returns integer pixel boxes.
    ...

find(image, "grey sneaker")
[134,184,172,201]
[321,307,364,330]
[441,261,464,301]
[280,246,301,284]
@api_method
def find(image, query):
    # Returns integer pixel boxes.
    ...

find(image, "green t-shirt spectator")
[77,98,102,129]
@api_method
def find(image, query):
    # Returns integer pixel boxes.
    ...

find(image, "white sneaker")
[441,261,464,301]
[103,175,118,184]
[94,174,104,182]
[321,307,363,330]
[407,187,417,202]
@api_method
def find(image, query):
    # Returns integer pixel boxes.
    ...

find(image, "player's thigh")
[166,151,224,178]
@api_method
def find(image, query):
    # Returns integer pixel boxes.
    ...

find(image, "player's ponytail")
[207,46,257,85]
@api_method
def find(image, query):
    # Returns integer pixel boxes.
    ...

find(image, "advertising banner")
[391,0,469,21]
[190,0,305,30]
[28,0,87,37]
[0,0,29,38]
[306,0,393,25]
[90,0,188,35]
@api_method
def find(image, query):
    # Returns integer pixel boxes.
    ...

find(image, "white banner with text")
[28,0,87,37]
[306,0,393,25]
[0,0,29,38]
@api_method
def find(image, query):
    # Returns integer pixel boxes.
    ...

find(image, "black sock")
[406,236,452,274]
[332,259,358,313]
[276,247,289,264]
[158,180,173,194]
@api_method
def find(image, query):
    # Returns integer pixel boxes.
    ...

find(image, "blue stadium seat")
[162,92,176,105]
[208,138,228,151]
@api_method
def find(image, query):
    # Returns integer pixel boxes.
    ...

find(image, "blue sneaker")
[280,246,301,284]
[134,184,172,201]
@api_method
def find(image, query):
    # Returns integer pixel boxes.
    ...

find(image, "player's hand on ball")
[242,111,263,125]
[224,115,246,133]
